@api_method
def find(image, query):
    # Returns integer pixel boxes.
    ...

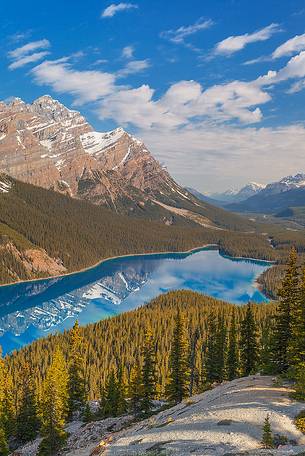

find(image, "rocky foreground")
[13,375,305,456]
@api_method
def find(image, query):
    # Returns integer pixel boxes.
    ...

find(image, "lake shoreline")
[0,244,219,289]
[0,243,275,291]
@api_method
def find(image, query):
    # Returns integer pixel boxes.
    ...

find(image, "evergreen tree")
[166,310,190,403]
[214,314,227,382]
[68,321,87,416]
[293,362,305,401]
[141,327,157,415]
[0,428,8,456]
[2,369,15,439]
[289,266,305,369]
[38,348,69,456]
[103,370,120,417]
[227,309,239,380]
[271,248,299,373]
[205,313,218,383]
[116,365,128,416]
[82,402,93,423]
[262,414,274,448]
[16,363,40,443]
[240,304,258,376]
[189,327,200,396]
[129,364,144,417]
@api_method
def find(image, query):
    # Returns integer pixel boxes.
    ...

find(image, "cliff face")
[0,95,198,219]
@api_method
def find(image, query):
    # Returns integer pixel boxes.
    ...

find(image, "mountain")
[228,173,305,214]
[212,182,266,203]
[185,187,227,207]
[0,95,240,228]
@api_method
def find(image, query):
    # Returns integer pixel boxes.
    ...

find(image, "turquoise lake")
[0,247,271,354]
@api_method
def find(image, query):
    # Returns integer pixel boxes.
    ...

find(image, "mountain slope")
[0,95,255,231]
[0,175,278,285]
[229,187,305,214]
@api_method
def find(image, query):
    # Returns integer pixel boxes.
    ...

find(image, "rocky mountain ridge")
[0,95,207,222]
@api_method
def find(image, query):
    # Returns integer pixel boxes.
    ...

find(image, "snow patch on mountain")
[0,177,12,193]
[80,128,125,156]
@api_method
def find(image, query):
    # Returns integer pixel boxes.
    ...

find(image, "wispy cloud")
[272,33,305,59]
[9,51,50,70]
[214,23,281,56]
[101,3,138,18]
[160,18,214,45]
[122,45,134,59]
[31,58,116,105]
[8,39,50,70]
[117,59,150,77]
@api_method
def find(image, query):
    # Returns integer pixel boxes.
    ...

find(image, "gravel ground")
[104,376,305,456]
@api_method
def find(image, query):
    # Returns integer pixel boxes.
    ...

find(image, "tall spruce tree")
[102,370,121,417]
[227,309,239,380]
[141,327,157,415]
[289,266,305,369]
[129,363,143,417]
[271,248,299,373]
[0,350,8,456]
[68,321,86,416]
[16,363,40,443]
[240,303,258,376]
[214,315,227,382]
[38,348,69,456]
[166,310,190,403]
[205,313,219,383]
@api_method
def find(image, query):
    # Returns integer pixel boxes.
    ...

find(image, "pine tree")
[82,402,93,423]
[2,368,15,439]
[0,427,8,456]
[289,266,305,369]
[293,362,305,400]
[68,321,87,416]
[16,363,40,443]
[38,347,69,456]
[227,309,239,380]
[166,310,190,403]
[103,370,120,417]
[205,313,218,383]
[240,304,258,376]
[214,314,227,382]
[116,365,128,416]
[129,363,144,417]
[262,414,274,448]
[0,350,10,454]
[141,327,157,415]
[272,248,299,373]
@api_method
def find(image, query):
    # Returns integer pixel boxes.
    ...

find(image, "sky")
[1,0,305,192]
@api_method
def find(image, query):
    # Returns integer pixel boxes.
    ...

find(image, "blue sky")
[1,0,305,191]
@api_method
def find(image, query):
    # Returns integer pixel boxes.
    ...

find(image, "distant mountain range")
[227,173,305,214]
[188,174,305,216]
[211,182,266,203]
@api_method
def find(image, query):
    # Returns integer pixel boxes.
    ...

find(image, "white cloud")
[8,51,50,70]
[214,24,280,56]
[140,123,305,192]
[161,18,214,45]
[272,33,305,59]
[8,39,50,70]
[256,50,305,85]
[98,79,269,128]
[117,59,150,77]
[122,45,134,58]
[8,39,50,59]
[101,3,138,18]
[31,58,116,104]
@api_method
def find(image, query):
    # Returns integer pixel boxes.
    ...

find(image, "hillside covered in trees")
[1,175,305,290]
